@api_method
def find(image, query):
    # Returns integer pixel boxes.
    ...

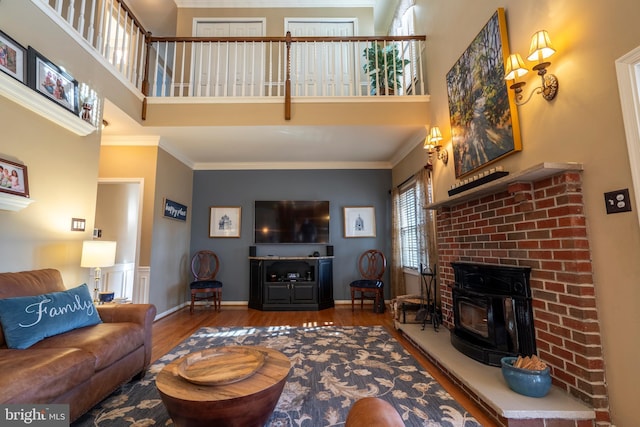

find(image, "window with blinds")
[399,182,419,270]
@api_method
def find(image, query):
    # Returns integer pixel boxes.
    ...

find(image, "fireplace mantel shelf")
[427,162,584,210]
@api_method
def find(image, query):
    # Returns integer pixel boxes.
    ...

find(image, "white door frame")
[284,17,359,35]
[616,45,640,227]
[97,178,145,302]
[192,17,267,37]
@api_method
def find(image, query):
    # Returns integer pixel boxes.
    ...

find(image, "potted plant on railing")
[362,42,410,95]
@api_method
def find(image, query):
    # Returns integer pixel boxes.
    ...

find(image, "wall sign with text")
[163,198,187,222]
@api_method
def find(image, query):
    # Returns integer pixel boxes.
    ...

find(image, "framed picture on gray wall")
[343,206,375,238]
[209,206,241,238]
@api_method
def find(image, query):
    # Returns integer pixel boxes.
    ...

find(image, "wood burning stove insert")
[450,262,535,367]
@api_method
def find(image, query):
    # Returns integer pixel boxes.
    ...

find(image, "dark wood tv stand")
[249,256,334,311]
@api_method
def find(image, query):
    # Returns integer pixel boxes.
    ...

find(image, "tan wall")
[176,7,374,37]
[0,98,100,287]
[98,146,158,267]
[148,149,193,315]
[95,183,140,264]
[391,0,640,424]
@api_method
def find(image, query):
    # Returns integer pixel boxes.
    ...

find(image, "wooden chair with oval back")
[189,250,223,313]
[350,249,387,313]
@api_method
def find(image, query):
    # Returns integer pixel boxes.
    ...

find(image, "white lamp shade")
[504,53,528,80]
[81,240,117,268]
[527,30,555,62]
[429,126,443,144]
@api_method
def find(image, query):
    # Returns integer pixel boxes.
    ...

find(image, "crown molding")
[174,0,375,8]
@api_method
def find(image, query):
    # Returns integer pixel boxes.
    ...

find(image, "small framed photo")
[343,206,376,238]
[0,30,26,83]
[0,158,29,198]
[27,47,78,115]
[163,198,187,222]
[209,206,241,238]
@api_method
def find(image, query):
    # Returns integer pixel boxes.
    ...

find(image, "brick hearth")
[429,164,610,426]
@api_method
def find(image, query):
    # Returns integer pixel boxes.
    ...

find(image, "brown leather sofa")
[0,268,156,422]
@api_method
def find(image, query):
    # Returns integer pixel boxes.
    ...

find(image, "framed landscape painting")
[446,8,522,178]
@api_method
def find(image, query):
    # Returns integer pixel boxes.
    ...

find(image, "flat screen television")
[254,200,330,244]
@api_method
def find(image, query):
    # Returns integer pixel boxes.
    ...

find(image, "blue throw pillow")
[0,283,102,349]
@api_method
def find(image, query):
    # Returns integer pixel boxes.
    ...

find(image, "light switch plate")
[604,189,632,214]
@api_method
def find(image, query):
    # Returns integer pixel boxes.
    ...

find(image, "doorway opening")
[95,178,145,303]
[616,45,640,227]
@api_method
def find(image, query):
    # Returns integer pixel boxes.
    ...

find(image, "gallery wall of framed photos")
[0,28,100,128]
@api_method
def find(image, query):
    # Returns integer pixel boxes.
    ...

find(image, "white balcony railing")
[147,35,427,99]
[39,0,427,106]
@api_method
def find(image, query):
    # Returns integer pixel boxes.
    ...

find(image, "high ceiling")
[103,0,424,170]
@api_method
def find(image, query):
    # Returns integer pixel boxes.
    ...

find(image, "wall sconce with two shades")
[423,126,448,165]
[504,30,559,105]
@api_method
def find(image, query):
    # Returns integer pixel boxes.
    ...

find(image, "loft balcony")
[35,0,429,129]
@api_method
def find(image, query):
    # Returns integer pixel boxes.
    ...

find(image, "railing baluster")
[162,41,169,97]
[87,0,97,45]
[222,41,229,97]
[179,42,186,96]
[132,27,141,87]
[251,41,256,97]
[268,41,273,96]
[77,0,86,37]
[277,41,282,97]
[120,11,129,73]
[103,0,113,58]
[169,41,177,97]
[66,0,74,26]
[96,0,107,55]
[112,5,121,66]
[214,41,221,96]
[153,41,159,96]
[206,42,212,96]
[197,41,203,96]
[418,40,425,95]
[126,15,135,80]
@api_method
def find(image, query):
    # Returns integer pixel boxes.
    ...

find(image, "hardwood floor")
[151,305,497,426]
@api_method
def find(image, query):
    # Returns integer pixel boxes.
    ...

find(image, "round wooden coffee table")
[156,346,291,427]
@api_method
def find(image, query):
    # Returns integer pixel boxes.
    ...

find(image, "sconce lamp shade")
[504,53,528,81]
[527,30,555,62]
[424,126,443,150]
[81,240,117,268]
[429,126,443,144]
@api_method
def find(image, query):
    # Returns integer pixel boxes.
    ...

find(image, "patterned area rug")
[72,326,481,426]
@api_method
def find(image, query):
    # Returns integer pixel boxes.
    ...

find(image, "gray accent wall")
[190,169,392,303]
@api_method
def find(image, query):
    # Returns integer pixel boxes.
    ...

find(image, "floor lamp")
[81,240,117,303]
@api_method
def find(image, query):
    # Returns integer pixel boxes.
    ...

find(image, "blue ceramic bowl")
[98,291,115,303]
[500,356,552,398]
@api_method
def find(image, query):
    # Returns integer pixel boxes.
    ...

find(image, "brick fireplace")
[433,164,610,426]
